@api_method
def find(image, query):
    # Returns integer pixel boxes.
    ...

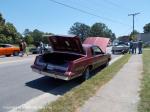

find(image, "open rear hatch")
[32,35,85,79]
[47,35,84,54]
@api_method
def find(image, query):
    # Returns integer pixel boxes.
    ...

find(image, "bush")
[143,43,150,48]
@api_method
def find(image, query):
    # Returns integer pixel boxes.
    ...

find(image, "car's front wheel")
[103,61,109,68]
[13,51,19,56]
[5,54,11,57]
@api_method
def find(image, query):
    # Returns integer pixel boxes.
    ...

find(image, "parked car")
[31,35,111,81]
[112,42,129,54]
[29,44,52,54]
[0,44,20,57]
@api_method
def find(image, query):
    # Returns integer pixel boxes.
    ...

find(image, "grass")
[138,49,150,112]
[39,54,131,112]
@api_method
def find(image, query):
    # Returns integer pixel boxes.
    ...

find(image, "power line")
[48,0,129,26]
[65,0,106,16]
[103,0,120,8]
[102,0,132,12]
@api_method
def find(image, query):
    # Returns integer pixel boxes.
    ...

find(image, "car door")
[5,45,13,55]
[91,46,107,69]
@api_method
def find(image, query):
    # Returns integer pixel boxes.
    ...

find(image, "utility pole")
[128,12,140,35]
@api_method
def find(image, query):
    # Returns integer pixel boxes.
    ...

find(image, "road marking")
[109,55,123,65]
[0,58,35,65]
[9,93,60,112]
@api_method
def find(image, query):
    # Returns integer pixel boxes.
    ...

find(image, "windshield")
[114,42,129,46]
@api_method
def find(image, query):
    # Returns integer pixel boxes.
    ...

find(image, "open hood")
[83,37,110,53]
[47,35,84,54]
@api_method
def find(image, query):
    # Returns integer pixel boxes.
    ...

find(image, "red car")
[0,44,20,57]
[31,35,111,81]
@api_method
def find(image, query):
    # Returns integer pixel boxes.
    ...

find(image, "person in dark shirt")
[39,41,44,54]
[19,40,28,57]
[22,40,28,56]
[132,41,138,54]
[19,39,24,56]
[129,40,133,54]
[138,40,143,54]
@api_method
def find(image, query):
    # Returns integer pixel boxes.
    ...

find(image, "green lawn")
[138,49,150,112]
[39,54,131,112]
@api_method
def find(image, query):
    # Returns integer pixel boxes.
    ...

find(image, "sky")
[0,0,150,37]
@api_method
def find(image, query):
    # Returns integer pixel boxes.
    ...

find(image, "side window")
[91,46,103,55]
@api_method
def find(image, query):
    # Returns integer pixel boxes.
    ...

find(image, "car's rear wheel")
[81,67,90,81]
[13,51,19,56]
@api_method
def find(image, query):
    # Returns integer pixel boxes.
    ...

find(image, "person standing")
[132,41,137,54]
[138,39,143,54]
[129,40,133,54]
[19,40,28,57]
[19,40,24,56]
[39,41,44,54]
[23,40,28,56]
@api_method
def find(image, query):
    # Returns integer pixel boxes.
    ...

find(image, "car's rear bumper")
[31,66,81,81]
[32,68,70,80]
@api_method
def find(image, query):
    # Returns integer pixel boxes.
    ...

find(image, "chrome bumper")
[32,68,70,80]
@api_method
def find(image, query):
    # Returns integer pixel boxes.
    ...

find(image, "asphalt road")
[0,50,120,112]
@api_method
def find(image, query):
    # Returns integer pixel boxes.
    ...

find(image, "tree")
[0,13,5,26]
[0,13,6,43]
[0,13,21,44]
[90,22,116,40]
[90,23,106,37]
[30,29,44,45]
[23,29,31,37]
[68,22,90,41]
[0,34,6,43]
[4,22,19,43]
[25,35,33,44]
[43,32,53,44]
[129,30,139,40]
[22,29,53,45]
[23,29,33,44]
[143,23,150,33]
[118,36,130,42]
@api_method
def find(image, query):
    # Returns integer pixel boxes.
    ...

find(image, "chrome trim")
[32,68,83,81]
[41,71,69,80]
[32,68,69,80]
